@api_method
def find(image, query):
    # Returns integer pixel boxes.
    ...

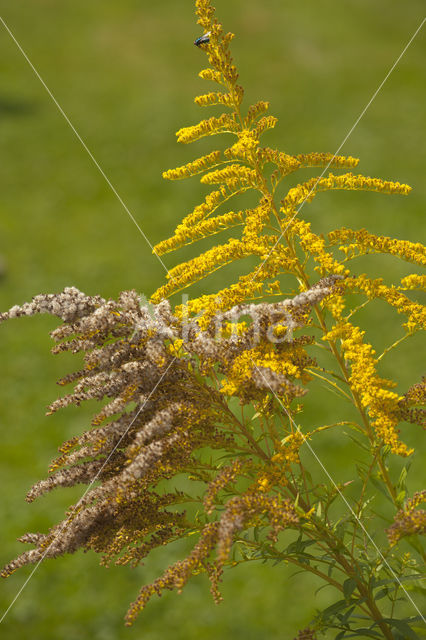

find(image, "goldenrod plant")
[1,1,425,637]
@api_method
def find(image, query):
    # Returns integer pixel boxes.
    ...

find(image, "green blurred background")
[0,1,425,638]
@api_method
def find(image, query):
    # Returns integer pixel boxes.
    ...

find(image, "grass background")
[0,1,425,638]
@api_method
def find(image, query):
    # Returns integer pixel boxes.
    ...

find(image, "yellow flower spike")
[153,237,257,303]
[400,273,426,290]
[176,113,238,144]
[221,320,248,338]
[195,0,215,23]
[225,129,260,161]
[153,184,249,257]
[291,219,348,276]
[198,68,223,84]
[244,100,270,127]
[220,343,310,399]
[194,88,243,108]
[253,115,278,138]
[174,272,277,327]
[328,228,426,267]
[163,151,222,181]
[280,173,411,218]
[161,209,246,253]
[296,152,360,169]
[324,320,412,457]
[347,275,426,333]
[168,339,185,356]
[200,164,259,187]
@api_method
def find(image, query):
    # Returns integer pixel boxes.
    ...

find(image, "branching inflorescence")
[2,0,424,636]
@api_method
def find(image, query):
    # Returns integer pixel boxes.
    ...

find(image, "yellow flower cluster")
[255,430,315,493]
[257,147,300,174]
[198,67,222,84]
[348,275,426,333]
[206,31,240,86]
[172,245,296,325]
[322,173,411,195]
[153,196,294,308]
[281,173,411,217]
[224,129,260,160]
[176,113,238,144]
[400,273,426,291]
[220,320,248,338]
[296,153,359,169]
[280,178,320,215]
[154,0,423,468]
[166,210,247,253]
[154,184,246,256]
[244,100,270,126]
[163,150,221,181]
[200,163,260,188]
[253,115,278,137]
[258,151,359,189]
[195,0,240,87]
[194,88,243,108]
[174,272,278,328]
[195,0,215,29]
[168,338,189,358]
[241,199,275,239]
[328,228,426,267]
[220,342,311,397]
[324,321,412,456]
[153,238,253,302]
[256,460,290,493]
[272,431,306,465]
[291,219,348,276]
[153,0,418,335]
[327,294,346,320]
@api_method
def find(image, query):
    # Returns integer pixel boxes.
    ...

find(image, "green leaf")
[321,599,350,619]
[346,629,382,638]
[285,538,317,556]
[334,519,352,543]
[355,463,368,482]
[396,490,406,507]
[328,559,337,577]
[304,469,313,484]
[373,587,389,601]
[397,461,411,496]
[383,618,420,639]
[239,547,249,560]
[339,605,356,625]
[343,578,357,601]
[345,431,370,452]
[398,465,408,487]
[369,473,393,503]
[315,582,336,596]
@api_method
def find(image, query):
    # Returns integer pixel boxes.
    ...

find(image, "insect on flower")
[194,31,211,47]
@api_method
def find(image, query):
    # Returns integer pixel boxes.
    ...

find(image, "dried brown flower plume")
[1,278,340,623]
